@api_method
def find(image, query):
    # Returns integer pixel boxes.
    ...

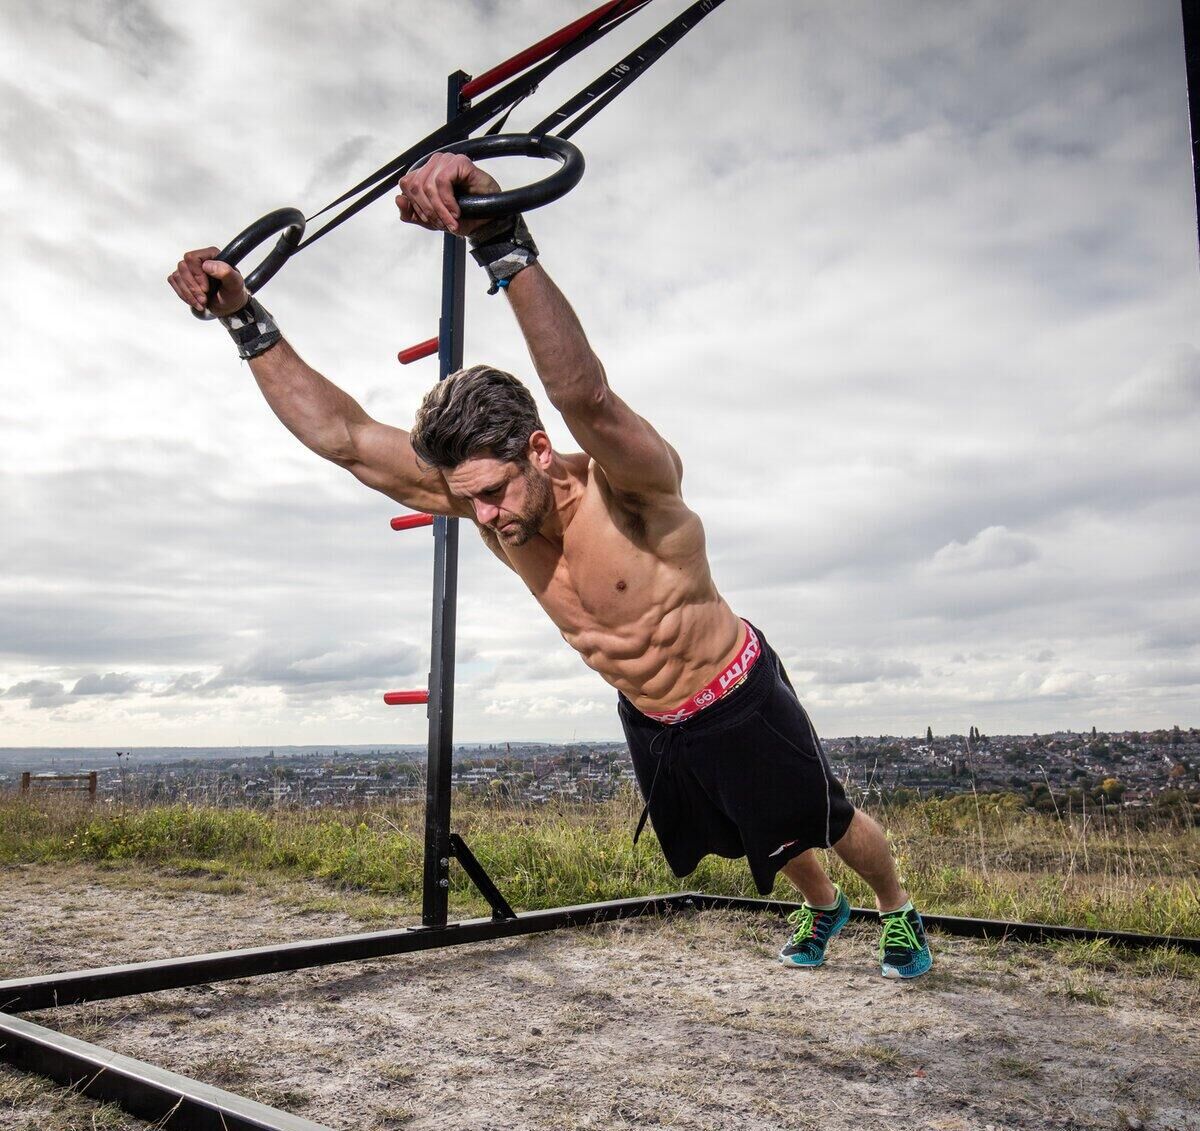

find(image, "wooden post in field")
[20,772,30,793]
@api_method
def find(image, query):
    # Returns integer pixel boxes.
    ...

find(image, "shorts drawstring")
[633,724,683,845]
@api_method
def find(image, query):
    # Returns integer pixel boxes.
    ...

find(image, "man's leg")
[777,809,930,977]
[779,809,905,911]
[779,849,838,907]
[776,850,849,967]
[814,808,931,979]
[829,808,906,913]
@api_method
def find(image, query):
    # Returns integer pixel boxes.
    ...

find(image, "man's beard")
[499,465,553,546]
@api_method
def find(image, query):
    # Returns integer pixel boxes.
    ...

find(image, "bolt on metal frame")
[4,5,1200,1128]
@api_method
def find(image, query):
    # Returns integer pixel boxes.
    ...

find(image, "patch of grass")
[1047,937,1200,982]
[1051,937,1119,970]
[369,1099,422,1128]
[378,1063,418,1085]
[283,891,412,922]
[250,1085,312,1111]
[859,1042,904,1068]
[187,1053,253,1088]
[0,1064,150,1130]
[1053,977,1112,1006]
[1129,945,1200,981]
[1,790,1197,939]
[993,1054,1044,1080]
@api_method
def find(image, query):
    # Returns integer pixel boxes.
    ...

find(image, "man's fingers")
[177,260,207,304]
[429,167,460,233]
[397,157,482,232]
[431,156,468,230]
[169,271,204,312]
[168,272,199,310]
[412,197,438,229]
[183,248,219,298]
[407,176,439,228]
[170,247,243,315]
[201,258,235,280]
[398,158,498,238]
[398,195,426,228]
[184,246,219,277]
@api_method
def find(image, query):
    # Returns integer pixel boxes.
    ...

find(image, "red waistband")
[642,621,762,725]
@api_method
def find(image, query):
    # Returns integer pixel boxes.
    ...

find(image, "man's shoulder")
[584,458,701,547]
[585,456,685,508]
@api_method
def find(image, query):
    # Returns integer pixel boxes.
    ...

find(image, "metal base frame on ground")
[6,5,1200,1128]
[2,896,1198,1131]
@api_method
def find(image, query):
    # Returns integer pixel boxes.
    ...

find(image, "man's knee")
[831,807,884,851]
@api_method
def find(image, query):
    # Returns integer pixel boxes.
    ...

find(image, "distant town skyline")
[3,721,1196,760]
[7,727,1195,812]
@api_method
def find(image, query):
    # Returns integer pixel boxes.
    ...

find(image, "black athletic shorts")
[618,622,855,895]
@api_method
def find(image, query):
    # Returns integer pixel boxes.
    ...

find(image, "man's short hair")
[410,364,545,469]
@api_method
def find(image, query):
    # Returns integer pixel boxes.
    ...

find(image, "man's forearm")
[247,339,367,463]
[503,263,606,408]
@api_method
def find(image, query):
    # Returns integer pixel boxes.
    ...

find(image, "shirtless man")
[168,153,932,979]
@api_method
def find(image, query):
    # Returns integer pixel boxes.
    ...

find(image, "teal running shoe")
[879,904,933,979]
[779,888,851,967]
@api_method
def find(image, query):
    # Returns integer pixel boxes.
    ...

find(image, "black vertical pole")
[422,70,469,929]
[1185,0,1200,263]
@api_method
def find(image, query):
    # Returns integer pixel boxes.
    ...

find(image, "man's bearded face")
[446,454,554,546]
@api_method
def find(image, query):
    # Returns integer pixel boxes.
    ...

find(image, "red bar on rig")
[397,336,439,365]
[391,513,435,531]
[384,689,431,706]
[460,0,641,100]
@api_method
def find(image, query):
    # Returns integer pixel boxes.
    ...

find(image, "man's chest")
[508,521,668,633]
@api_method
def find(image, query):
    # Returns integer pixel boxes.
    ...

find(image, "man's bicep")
[343,418,469,516]
[561,389,682,497]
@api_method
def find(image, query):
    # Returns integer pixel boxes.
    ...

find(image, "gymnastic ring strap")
[192,207,306,321]
[407,134,585,218]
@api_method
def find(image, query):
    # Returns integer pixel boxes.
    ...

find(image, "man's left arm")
[502,261,682,499]
[397,154,681,500]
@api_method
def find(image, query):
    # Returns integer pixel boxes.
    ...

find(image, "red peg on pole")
[391,513,435,531]
[398,337,439,365]
[384,689,430,705]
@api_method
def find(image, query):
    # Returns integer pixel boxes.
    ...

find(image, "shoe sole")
[880,949,933,979]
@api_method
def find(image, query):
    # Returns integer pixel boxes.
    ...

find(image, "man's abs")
[564,598,747,713]
[496,480,745,711]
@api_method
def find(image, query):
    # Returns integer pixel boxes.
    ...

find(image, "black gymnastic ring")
[192,206,306,321]
[407,134,585,218]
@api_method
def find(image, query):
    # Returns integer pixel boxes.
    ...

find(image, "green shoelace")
[786,905,817,946]
[879,912,922,957]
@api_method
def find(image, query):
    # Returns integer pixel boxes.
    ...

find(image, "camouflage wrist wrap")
[219,295,282,360]
[468,214,538,295]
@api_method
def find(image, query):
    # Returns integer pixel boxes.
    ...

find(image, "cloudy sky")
[2,0,1197,747]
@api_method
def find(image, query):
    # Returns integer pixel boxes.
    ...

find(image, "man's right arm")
[168,247,464,517]
[246,338,464,515]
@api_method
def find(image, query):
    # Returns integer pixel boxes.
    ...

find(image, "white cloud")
[483,696,609,720]
[70,672,141,697]
[931,526,1040,573]
[801,657,923,687]
[2,680,70,710]
[1034,670,1099,698]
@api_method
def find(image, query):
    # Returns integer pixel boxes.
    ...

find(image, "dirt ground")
[1,863,1197,1131]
